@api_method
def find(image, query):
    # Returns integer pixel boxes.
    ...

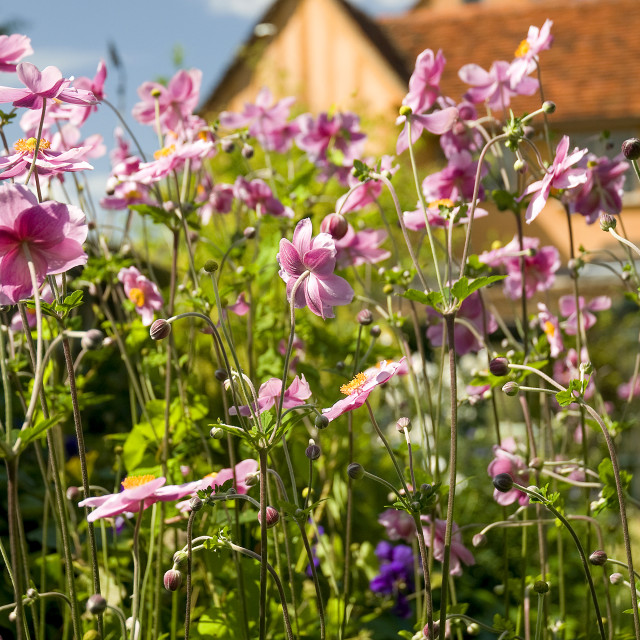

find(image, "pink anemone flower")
[378,508,416,542]
[537,303,564,358]
[117,266,164,326]
[558,295,611,335]
[277,218,354,319]
[229,374,311,417]
[487,440,529,506]
[0,34,33,73]
[322,358,406,422]
[0,184,87,304]
[420,516,475,576]
[334,224,390,269]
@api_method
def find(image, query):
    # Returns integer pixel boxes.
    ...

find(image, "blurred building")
[201,0,640,262]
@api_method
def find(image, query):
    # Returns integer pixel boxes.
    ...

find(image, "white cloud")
[203,0,272,18]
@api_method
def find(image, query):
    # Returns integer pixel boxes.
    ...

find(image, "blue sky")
[1,0,415,195]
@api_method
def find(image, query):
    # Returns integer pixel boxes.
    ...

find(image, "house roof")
[378,0,640,129]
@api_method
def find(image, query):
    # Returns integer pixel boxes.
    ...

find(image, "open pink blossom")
[67,59,107,126]
[537,303,564,358]
[402,49,446,115]
[378,508,416,542]
[118,266,163,326]
[229,374,311,417]
[0,184,87,304]
[421,150,486,202]
[0,34,33,72]
[322,358,406,422]
[334,224,390,268]
[277,218,354,319]
[478,235,560,299]
[420,516,475,576]
[487,440,529,506]
[559,295,610,335]
[403,199,488,231]
[519,136,588,223]
[438,98,483,158]
[0,62,97,110]
[51,124,106,161]
[395,107,458,156]
[234,176,293,218]
[510,20,554,84]
[79,474,199,522]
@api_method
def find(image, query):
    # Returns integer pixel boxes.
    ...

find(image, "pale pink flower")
[118,266,163,326]
[227,292,250,317]
[334,224,390,268]
[403,199,488,231]
[378,508,415,542]
[421,150,486,202]
[0,34,33,72]
[617,377,640,400]
[559,295,611,335]
[0,184,87,304]
[322,358,406,422]
[229,374,311,417]
[421,516,475,576]
[234,176,293,218]
[487,440,529,506]
[51,124,106,161]
[335,156,398,213]
[553,347,595,401]
[277,218,354,319]
[66,59,107,126]
[402,49,446,114]
[395,107,458,156]
[537,303,564,358]
[510,20,554,84]
[438,98,483,158]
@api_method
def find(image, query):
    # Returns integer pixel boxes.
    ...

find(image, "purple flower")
[478,235,560,299]
[568,153,628,224]
[458,60,538,111]
[487,440,529,506]
[0,62,97,110]
[537,303,564,358]
[0,34,33,73]
[334,224,390,268]
[229,374,311,417]
[421,150,486,202]
[370,541,415,618]
[378,509,416,542]
[559,295,610,335]
[420,516,475,577]
[118,266,164,326]
[0,184,88,304]
[519,136,588,223]
[277,218,354,318]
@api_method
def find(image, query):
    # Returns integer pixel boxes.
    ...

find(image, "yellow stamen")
[204,472,218,479]
[515,40,530,57]
[14,137,51,153]
[122,474,156,490]
[491,240,502,251]
[128,287,145,307]
[543,320,556,337]
[125,190,142,202]
[429,198,454,209]
[154,144,175,159]
[340,372,367,396]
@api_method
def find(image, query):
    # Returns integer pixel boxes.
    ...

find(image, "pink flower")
[519,136,588,223]
[559,295,611,335]
[277,218,354,319]
[421,150,486,202]
[51,124,106,161]
[117,266,163,326]
[228,292,250,317]
[0,34,33,73]
[487,440,529,506]
[197,182,234,224]
[617,377,640,400]
[420,516,475,576]
[335,156,397,213]
[0,184,87,304]
[537,303,564,358]
[395,107,458,156]
[553,347,595,401]
[378,508,416,542]
[510,20,554,84]
[403,199,488,231]
[132,69,202,133]
[229,374,311,417]
[234,176,293,218]
[458,60,538,111]
[478,235,560,300]
[0,62,97,110]
[402,49,446,115]
[438,99,483,158]
[334,224,390,268]
[67,59,107,126]
[322,358,406,422]
[79,474,199,522]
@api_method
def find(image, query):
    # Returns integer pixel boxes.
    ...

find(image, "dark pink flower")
[118,266,163,326]
[0,184,87,304]
[395,107,458,156]
[229,374,311,417]
[277,218,354,319]
[334,224,390,268]
[234,176,293,218]
[420,516,475,576]
[0,62,97,110]
[336,156,398,213]
[322,358,406,422]
[0,34,33,72]
[197,182,234,224]
[487,440,529,506]
[519,136,588,223]
[421,150,486,202]
[479,235,560,299]
[537,303,564,358]
[559,295,610,335]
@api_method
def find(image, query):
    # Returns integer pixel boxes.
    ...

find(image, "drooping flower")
[322,358,406,422]
[117,266,163,326]
[487,440,529,506]
[478,235,560,299]
[277,218,354,319]
[537,303,564,358]
[229,374,311,417]
[420,516,475,576]
[0,34,33,72]
[334,224,390,269]
[335,156,398,213]
[558,295,611,335]
[0,184,88,304]
[0,62,97,109]
[519,136,588,223]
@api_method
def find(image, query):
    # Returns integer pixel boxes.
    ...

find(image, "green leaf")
[18,415,62,449]
[402,288,443,310]
[555,379,583,407]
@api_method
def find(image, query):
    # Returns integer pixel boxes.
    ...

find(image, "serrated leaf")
[402,288,443,309]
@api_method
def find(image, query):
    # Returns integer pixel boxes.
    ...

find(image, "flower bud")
[347,462,364,480]
[26,588,38,600]
[529,457,544,471]
[173,551,188,569]
[396,417,411,433]
[8,609,16,623]
[215,369,229,382]
[599,213,617,231]
[221,139,235,153]
[210,427,224,440]
[466,623,480,636]
[150,319,172,341]
[502,381,520,396]
[82,329,105,350]
[86,594,107,615]
[382,283,394,295]
[305,440,321,460]
[320,213,348,240]
[66,486,81,502]
[489,357,509,377]
[243,226,256,239]
[542,101,556,114]
[203,260,218,273]
[589,550,608,566]
[164,569,183,591]
[336,360,345,371]
[622,137,640,160]
[241,143,254,159]
[493,473,514,493]
[610,572,624,585]
[399,105,412,117]
[513,158,525,172]
[472,533,487,548]
[357,309,373,326]
[189,496,203,512]
[244,471,259,487]
[370,325,381,338]
[422,621,440,639]
[258,506,280,528]
[533,580,549,594]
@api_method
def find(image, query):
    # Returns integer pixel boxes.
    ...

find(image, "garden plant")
[0,19,639,640]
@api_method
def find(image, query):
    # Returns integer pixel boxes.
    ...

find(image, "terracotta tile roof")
[378,0,640,129]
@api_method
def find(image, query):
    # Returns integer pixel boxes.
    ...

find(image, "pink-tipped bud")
[472,533,487,548]
[150,319,171,341]
[589,550,608,566]
[163,569,183,592]
[396,417,411,433]
[489,357,509,377]
[622,138,640,160]
[258,506,280,529]
[357,309,373,326]
[86,594,107,615]
[320,213,348,240]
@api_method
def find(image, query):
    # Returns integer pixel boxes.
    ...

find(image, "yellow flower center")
[128,287,145,307]
[491,240,502,250]
[125,189,142,201]
[14,137,51,153]
[340,372,367,396]
[154,144,175,159]
[429,198,454,209]
[515,40,530,57]
[543,320,556,337]
[204,472,218,479]
[122,474,156,490]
